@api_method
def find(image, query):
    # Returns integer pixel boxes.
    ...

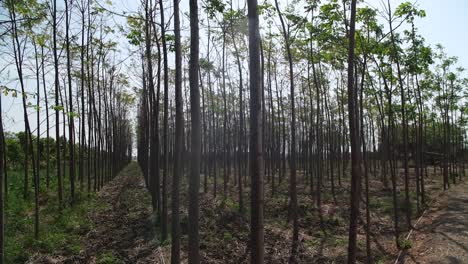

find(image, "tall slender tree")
[188,0,201,261]
[247,0,264,261]
[65,0,76,205]
[274,0,299,258]
[171,0,184,260]
[158,0,169,241]
[346,0,360,262]
[0,82,4,264]
[53,0,63,205]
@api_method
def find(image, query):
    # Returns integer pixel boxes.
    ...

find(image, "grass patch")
[5,167,101,263]
[369,192,420,219]
[224,197,240,212]
[305,237,321,248]
[96,250,125,264]
[223,231,233,241]
[305,234,347,250]
[398,238,412,249]
[374,255,393,264]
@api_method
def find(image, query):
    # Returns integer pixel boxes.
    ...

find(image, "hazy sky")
[405,0,468,69]
[1,0,467,134]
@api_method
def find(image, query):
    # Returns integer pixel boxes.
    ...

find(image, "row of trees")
[0,0,465,262]
[134,0,467,262]
[0,0,134,261]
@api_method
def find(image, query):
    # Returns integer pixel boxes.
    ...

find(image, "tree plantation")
[0,0,467,263]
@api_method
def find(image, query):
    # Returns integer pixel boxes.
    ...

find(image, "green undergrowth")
[305,233,348,249]
[96,250,125,264]
[369,191,422,219]
[5,168,102,263]
[398,238,412,249]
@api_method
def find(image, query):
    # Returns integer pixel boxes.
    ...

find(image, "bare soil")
[27,163,468,264]
[28,163,165,263]
[400,179,468,264]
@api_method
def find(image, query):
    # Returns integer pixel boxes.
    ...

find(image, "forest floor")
[25,162,468,264]
[399,178,468,264]
[28,162,165,263]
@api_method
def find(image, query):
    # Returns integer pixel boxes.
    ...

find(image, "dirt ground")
[28,163,166,263]
[27,163,468,264]
[399,179,468,264]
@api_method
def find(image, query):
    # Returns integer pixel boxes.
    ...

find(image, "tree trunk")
[346,0,360,262]
[187,0,200,262]
[248,0,264,261]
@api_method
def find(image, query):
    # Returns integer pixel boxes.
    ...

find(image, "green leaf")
[53,105,64,111]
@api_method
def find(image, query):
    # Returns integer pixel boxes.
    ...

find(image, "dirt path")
[30,162,166,264]
[79,162,164,263]
[402,179,468,264]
